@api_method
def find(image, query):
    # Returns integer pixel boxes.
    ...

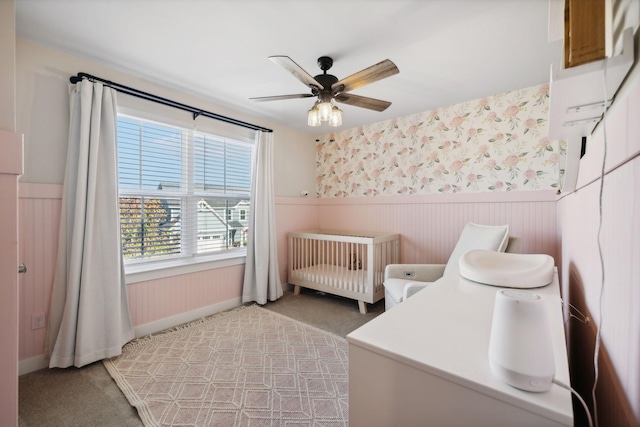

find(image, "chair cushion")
[443,222,509,277]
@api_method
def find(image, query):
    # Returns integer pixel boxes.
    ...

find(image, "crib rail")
[288,230,400,313]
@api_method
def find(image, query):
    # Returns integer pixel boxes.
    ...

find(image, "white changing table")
[347,270,573,427]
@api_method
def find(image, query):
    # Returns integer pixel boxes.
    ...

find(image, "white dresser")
[346,271,573,427]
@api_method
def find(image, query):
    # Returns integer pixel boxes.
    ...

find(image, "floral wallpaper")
[316,84,566,198]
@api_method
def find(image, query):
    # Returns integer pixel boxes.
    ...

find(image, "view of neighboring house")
[154,196,249,253]
[120,190,249,260]
[196,199,249,251]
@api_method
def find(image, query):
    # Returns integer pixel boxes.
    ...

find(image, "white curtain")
[242,131,283,304]
[46,80,134,368]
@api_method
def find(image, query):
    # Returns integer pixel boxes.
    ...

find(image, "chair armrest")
[384,264,447,283]
[403,282,433,300]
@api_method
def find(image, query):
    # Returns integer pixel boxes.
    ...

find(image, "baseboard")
[282,282,293,292]
[19,354,49,376]
[133,297,243,338]
[19,298,243,375]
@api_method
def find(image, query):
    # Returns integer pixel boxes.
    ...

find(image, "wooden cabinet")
[564,0,606,68]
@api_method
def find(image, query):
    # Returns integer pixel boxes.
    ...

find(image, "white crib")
[288,230,400,314]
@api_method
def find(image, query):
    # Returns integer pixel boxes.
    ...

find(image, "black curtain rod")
[69,72,273,133]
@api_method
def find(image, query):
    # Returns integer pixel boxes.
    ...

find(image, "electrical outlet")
[31,312,46,330]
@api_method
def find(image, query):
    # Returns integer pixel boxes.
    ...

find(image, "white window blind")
[117,115,253,263]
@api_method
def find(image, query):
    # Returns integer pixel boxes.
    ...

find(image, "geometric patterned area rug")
[103,305,349,426]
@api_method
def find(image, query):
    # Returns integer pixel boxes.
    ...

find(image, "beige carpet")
[103,304,349,426]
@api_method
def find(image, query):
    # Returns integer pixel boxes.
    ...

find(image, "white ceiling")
[16,0,562,135]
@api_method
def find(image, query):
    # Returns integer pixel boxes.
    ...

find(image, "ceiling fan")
[251,56,399,126]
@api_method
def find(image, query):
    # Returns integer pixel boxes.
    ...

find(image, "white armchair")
[383,222,512,311]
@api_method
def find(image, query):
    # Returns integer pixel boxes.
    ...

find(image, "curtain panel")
[46,80,134,368]
[242,131,283,304]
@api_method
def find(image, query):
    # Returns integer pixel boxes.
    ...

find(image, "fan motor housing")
[313,74,339,94]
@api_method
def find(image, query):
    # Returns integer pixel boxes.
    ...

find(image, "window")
[117,115,253,264]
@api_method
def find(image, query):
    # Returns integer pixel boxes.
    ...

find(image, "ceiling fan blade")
[269,56,324,90]
[332,59,399,93]
[335,93,392,112]
[250,93,314,102]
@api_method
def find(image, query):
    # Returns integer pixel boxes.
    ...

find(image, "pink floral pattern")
[316,84,564,197]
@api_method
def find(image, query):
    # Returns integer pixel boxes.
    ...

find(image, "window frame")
[116,110,255,281]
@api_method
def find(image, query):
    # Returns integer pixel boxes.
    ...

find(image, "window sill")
[125,250,246,284]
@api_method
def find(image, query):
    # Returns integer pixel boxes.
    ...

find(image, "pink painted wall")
[557,64,640,426]
[274,197,318,281]
[18,184,60,361]
[127,266,245,327]
[315,191,559,264]
[18,186,559,365]
[271,191,559,297]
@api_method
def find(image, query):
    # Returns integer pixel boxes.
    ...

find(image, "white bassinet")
[288,230,400,313]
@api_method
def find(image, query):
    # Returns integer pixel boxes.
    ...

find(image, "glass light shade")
[329,106,342,127]
[318,101,333,122]
[307,107,320,127]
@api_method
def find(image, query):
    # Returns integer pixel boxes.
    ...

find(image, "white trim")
[275,190,558,206]
[326,190,556,205]
[19,354,48,376]
[133,297,242,338]
[18,182,63,199]
[125,251,246,284]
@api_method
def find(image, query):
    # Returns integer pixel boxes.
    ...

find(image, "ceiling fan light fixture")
[308,99,342,127]
[329,106,342,127]
[318,101,333,122]
[307,105,321,126]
